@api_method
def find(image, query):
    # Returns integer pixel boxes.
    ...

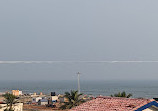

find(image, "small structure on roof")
[70,96,158,111]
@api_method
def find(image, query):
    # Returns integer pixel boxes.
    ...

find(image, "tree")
[2,93,18,111]
[111,91,132,98]
[60,90,85,109]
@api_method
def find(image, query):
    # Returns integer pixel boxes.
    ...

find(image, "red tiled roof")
[70,96,154,111]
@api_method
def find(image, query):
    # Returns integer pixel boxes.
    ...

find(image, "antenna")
[77,72,81,94]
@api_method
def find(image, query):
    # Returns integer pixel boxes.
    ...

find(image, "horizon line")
[1,60,158,64]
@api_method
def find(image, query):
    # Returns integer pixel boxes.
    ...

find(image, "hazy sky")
[0,0,158,81]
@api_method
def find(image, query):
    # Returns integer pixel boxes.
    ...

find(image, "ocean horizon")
[1,80,158,99]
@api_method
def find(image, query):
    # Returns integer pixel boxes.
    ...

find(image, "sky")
[0,0,158,81]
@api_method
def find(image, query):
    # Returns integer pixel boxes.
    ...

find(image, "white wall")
[0,103,23,111]
[32,97,42,103]
[51,96,58,101]
[143,106,158,111]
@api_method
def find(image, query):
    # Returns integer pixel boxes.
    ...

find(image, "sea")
[0,80,158,99]
[1,62,158,99]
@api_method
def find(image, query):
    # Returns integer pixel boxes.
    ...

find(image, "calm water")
[0,80,158,99]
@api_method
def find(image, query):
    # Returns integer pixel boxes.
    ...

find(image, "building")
[58,95,69,103]
[51,96,58,102]
[30,92,38,97]
[32,92,37,96]
[38,99,48,105]
[0,103,23,111]
[70,96,158,111]
[40,92,43,96]
[32,97,42,103]
[12,90,22,96]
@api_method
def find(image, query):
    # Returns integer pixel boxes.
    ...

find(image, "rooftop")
[70,96,154,111]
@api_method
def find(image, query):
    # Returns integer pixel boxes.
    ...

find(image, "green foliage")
[60,90,85,110]
[111,91,132,98]
[2,93,18,111]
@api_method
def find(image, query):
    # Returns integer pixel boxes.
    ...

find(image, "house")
[32,97,42,103]
[38,99,48,105]
[0,103,23,111]
[70,96,158,111]
[59,96,65,103]
[12,90,22,96]
[51,96,58,102]
[58,95,69,103]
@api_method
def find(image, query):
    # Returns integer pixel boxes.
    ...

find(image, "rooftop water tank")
[51,92,56,96]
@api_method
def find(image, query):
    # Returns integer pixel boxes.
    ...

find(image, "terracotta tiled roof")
[70,96,154,111]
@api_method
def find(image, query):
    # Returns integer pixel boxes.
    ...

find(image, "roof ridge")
[96,96,152,100]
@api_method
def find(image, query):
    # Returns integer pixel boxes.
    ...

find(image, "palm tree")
[111,91,132,98]
[60,90,85,109]
[2,93,18,111]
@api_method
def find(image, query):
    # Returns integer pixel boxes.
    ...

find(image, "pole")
[77,72,80,94]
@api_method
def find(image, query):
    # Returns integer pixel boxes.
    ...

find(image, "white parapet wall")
[0,103,23,111]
